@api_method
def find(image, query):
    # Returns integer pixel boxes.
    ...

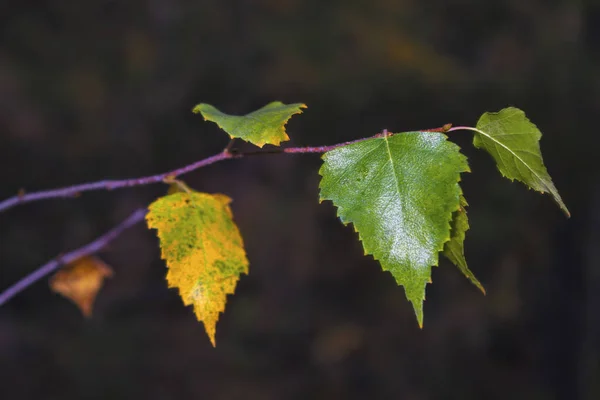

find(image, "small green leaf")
[474,107,569,216]
[193,102,306,148]
[442,195,485,294]
[319,132,469,326]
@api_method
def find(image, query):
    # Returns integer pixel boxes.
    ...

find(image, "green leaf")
[146,191,249,346]
[193,101,306,148]
[474,107,569,216]
[319,132,469,326]
[442,195,485,294]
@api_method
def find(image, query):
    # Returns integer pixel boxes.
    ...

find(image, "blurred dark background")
[0,1,598,399]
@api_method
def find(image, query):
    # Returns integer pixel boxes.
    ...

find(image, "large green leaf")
[474,107,569,216]
[442,194,485,294]
[193,102,306,147]
[319,132,469,326]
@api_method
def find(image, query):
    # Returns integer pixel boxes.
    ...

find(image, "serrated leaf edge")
[442,194,486,294]
[145,191,249,347]
[317,131,469,328]
[471,109,569,217]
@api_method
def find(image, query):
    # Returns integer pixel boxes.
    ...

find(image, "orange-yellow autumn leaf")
[146,191,249,346]
[49,255,113,317]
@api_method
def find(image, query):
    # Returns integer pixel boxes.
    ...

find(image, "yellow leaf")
[49,255,113,317]
[146,191,249,346]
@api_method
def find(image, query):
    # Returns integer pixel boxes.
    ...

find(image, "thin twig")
[421,123,453,133]
[0,124,454,305]
[0,127,452,212]
[0,208,148,306]
[0,152,233,212]
[1,130,412,213]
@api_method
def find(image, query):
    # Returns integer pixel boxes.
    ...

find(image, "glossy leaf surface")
[319,132,469,326]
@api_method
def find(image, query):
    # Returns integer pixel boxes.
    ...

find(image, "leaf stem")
[0,208,147,307]
[224,138,236,153]
[447,126,483,134]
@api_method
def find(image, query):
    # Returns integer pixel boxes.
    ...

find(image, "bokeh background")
[0,1,598,399]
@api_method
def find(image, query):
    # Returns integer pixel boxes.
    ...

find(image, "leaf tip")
[473,280,486,295]
[191,103,207,115]
[411,299,425,329]
[197,309,219,347]
[416,309,424,329]
[560,203,571,218]
[468,275,486,295]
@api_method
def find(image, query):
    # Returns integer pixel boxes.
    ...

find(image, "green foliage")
[474,107,570,216]
[442,195,485,294]
[193,102,306,147]
[318,132,469,326]
[2,102,568,345]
